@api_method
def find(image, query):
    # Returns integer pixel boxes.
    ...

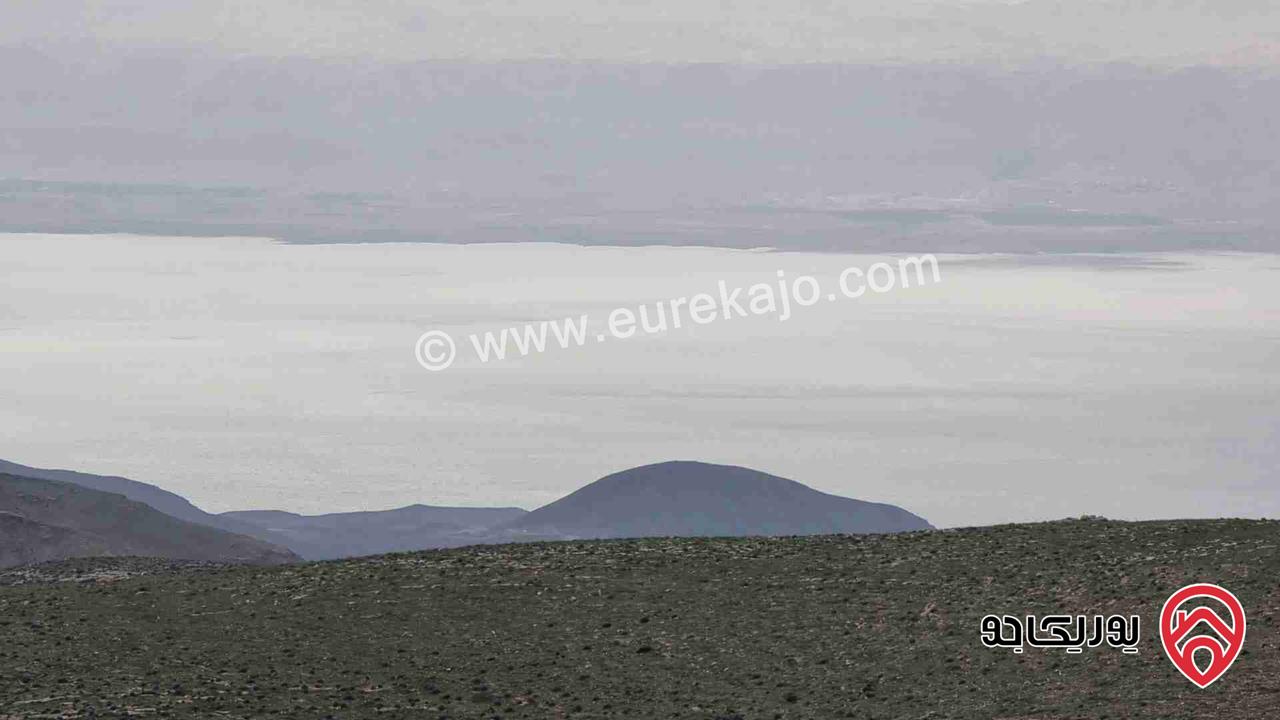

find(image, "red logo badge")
[1159,583,1246,689]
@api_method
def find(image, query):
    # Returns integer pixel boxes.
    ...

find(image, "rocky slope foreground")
[0,474,298,567]
[2,519,1276,719]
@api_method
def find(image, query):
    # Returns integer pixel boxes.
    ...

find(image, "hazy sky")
[6,0,1279,65]
[2,234,1276,527]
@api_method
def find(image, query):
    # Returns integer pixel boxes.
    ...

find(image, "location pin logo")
[1160,583,1246,689]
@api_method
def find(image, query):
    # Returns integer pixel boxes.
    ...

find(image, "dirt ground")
[2,519,1277,719]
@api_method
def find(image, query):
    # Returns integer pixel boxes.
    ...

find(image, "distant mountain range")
[0,458,295,547]
[0,473,297,567]
[494,461,931,540]
[0,458,931,566]
[221,505,528,560]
